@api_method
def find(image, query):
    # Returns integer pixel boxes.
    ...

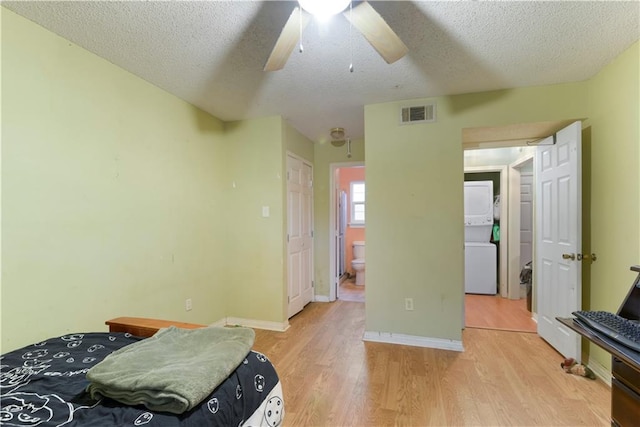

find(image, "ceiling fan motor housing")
[298,0,350,18]
[330,127,345,140]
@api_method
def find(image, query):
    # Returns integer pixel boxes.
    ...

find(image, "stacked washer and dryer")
[464,180,497,294]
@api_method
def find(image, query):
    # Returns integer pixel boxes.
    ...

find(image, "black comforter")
[0,331,282,426]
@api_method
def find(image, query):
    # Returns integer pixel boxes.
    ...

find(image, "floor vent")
[400,103,436,125]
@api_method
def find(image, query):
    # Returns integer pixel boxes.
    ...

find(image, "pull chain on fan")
[299,6,304,53]
[349,1,353,73]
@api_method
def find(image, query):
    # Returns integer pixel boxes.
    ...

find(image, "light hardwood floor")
[465,294,537,333]
[338,282,537,333]
[252,301,610,427]
[339,277,365,302]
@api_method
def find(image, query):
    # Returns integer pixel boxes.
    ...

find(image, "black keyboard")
[573,310,640,353]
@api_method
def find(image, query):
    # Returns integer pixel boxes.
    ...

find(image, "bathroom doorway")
[329,162,365,302]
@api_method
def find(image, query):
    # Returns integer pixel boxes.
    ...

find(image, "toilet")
[351,241,365,286]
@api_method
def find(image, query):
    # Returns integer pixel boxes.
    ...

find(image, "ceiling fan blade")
[264,7,310,72]
[345,1,408,64]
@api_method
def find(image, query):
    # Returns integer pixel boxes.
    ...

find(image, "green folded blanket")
[86,325,255,414]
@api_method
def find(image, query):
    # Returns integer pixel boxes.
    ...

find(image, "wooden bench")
[105,317,206,338]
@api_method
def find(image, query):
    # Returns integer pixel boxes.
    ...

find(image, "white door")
[334,188,346,299]
[535,121,582,360]
[287,154,314,318]
[334,186,341,297]
[520,172,534,269]
[339,191,347,276]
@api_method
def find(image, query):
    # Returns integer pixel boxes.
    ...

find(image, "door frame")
[329,161,365,302]
[507,154,534,301]
[464,165,509,297]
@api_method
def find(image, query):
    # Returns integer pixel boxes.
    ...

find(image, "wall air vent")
[400,102,436,125]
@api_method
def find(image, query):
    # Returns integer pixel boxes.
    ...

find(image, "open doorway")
[329,162,365,303]
[462,119,580,330]
[464,148,536,297]
[463,147,536,332]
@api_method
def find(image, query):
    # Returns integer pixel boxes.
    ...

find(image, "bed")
[0,317,284,427]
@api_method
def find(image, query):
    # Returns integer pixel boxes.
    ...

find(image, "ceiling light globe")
[298,0,350,19]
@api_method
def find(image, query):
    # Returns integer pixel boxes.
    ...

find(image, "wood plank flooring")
[339,277,365,303]
[465,294,537,333]
[252,301,610,427]
[337,283,537,332]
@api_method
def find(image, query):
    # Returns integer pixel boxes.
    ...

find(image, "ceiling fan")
[329,127,353,158]
[330,127,347,146]
[264,0,408,72]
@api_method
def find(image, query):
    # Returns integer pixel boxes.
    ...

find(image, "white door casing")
[535,121,582,360]
[287,154,314,318]
[520,172,534,270]
[507,165,522,300]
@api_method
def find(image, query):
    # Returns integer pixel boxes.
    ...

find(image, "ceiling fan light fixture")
[330,127,345,140]
[298,0,350,19]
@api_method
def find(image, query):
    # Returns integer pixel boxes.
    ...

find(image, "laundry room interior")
[464,172,501,293]
[463,145,536,332]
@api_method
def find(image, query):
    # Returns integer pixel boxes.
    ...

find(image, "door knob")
[577,253,597,262]
[562,253,576,261]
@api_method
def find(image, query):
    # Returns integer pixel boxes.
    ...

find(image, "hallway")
[338,277,365,303]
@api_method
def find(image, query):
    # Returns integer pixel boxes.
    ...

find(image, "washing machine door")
[464,243,497,294]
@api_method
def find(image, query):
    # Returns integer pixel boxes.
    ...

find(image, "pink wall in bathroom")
[339,166,365,274]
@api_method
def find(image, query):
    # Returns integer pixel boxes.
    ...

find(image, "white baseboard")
[212,317,290,332]
[363,331,464,352]
[209,318,227,328]
[313,295,330,302]
[587,358,611,386]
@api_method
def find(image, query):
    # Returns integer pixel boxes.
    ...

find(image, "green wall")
[364,83,590,341]
[585,41,639,369]
[216,118,314,325]
[1,9,313,352]
[284,123,315,162]
[1,8,229,351]
[362,41,639,353]
[223,117,287,324]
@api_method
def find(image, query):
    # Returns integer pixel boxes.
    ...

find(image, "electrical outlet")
[405,298,414,311]
[185,298,192,311]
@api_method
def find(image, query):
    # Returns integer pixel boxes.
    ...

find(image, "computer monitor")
[617,265,640,321]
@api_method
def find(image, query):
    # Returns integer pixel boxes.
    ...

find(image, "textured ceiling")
[4,1,639,143]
